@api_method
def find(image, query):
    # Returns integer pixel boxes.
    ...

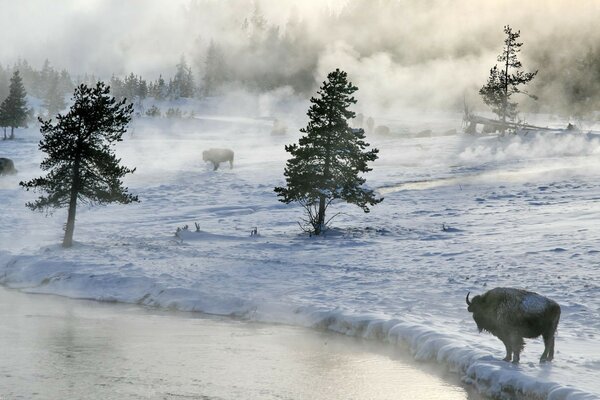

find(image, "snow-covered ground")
[1,110,599,399]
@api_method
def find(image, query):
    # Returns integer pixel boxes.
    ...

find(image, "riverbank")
[0,286,483,400]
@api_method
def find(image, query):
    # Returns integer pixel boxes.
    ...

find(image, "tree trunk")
[315,194,326,235]
[315,136,333,235]
[502,42,510,136]
[62,155,81,248]
[9,126,14,140]
[2,127,5,140]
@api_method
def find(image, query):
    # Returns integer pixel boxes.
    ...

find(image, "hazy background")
[2,0,600,116]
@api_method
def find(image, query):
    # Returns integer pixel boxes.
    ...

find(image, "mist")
[2,0,600,115]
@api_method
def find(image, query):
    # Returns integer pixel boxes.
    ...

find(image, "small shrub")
[175,224,189,237]
[166,108,182,119]
[145,105,161,117]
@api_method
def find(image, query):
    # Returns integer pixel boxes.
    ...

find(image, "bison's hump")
[521,293,553,313]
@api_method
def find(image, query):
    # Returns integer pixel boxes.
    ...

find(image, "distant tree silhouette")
[0,71,28,139]
[202,40,228,97]
[42,75,66,118]
[0,65,9,101]
[480,25,537,134]
[149,75,167,100]
[0,101,8,140]
[170,56,195,99]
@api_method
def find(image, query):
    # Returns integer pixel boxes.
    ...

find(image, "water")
[0,287,482,400]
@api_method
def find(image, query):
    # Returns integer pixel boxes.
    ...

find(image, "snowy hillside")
[1,113,599,399]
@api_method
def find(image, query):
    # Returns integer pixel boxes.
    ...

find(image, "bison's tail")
[553,306,561,333]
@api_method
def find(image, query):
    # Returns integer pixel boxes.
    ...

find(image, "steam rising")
[3,0,600,113]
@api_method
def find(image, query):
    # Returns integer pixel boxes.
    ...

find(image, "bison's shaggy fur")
[0,158,16,175]
[202,148,234,171]
[466,287,560,363]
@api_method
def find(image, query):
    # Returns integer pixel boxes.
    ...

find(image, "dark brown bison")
[0,157,16,175]
[466,287,560,363]
[202,148,234,171]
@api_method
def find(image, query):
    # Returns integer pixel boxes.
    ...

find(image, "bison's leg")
[213,162,219,171]
[541,332,555,363]
[509,335,525,363]
[501,338,512,362]
[229,160,233,169]
[542,311,560,363]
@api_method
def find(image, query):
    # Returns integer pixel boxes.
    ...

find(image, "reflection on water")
[0,287,481,399]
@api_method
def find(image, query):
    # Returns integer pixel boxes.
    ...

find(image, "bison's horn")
[466,292,472,306]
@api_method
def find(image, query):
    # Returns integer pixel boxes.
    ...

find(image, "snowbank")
[0,250,596,400]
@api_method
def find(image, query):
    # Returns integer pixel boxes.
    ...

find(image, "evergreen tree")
[37,59,55,98]
[0,66,8,138]
[3,71,28,139]
[0,65,9,101]
[58,69,74,96]
[480,25,537,134]
[171,56,195,99]
[137,77,148,99]
[13,59,36,95]
[110,75,125,99]
[20,82,138,248]
[43,75,67,118]
[203,40,228,96]
[274,69,382,235]
[123,72,138,100]
[0,100,8,140]
[249,1,267,46]
[151,75,167,100]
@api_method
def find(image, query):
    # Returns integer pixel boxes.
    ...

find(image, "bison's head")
[466,292,489,332]
[466,292,484,313]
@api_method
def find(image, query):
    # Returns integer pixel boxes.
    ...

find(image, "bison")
[466,287,560,363]
[0,158,16,175]
[202,148,234,171]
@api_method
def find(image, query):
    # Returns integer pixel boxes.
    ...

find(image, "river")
[0,287,482,399]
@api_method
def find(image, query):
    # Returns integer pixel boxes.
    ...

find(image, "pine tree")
[0,100,8,140]
[274,69,382,235]
[0,65,8,139]
[20,82,138,248]
[58,69,74,96]
[123,72,138,100]
[480,25,537,134]
[37,59,55,98]
[110,75,125,99]
[42,75,67,118]
[151,75,167,100]
[0,65,9,101]
[203,40,227,96]
[171,56,195,99]
[3,71,28,139]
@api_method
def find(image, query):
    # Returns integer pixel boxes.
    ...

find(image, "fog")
[2,0,600,115]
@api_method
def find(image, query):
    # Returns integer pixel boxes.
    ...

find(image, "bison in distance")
[466,287,561,363]
[0,158,16,175]
[202,148,234,171]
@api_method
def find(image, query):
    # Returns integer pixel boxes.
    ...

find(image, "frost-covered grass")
[1,112,600,399]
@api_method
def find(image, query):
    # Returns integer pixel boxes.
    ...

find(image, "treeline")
[108,57,195,104]
[529,47,600,117]
[0,60,71,118]
[4,1,600,119]
[0,58,196,108]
